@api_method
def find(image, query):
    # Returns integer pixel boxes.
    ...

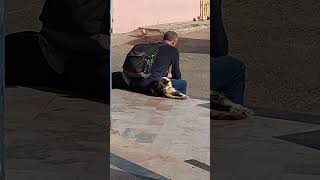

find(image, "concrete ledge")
[138,20,210,35]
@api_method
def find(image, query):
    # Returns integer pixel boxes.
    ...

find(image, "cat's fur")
[211,91,254,120]
[153,77,188,100]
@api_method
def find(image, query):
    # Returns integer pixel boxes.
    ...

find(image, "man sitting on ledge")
[123,31,188,95]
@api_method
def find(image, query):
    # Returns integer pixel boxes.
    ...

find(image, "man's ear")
[172,40,178,47]
[169,41,174,46]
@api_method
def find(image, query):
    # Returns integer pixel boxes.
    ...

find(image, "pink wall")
[112,0,200,33]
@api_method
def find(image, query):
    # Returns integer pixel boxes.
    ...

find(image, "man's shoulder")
[158,43,179,53]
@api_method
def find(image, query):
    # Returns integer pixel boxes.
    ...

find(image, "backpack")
[122,42,163,79]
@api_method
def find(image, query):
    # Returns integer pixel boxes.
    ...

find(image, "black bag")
[122,42,163,79]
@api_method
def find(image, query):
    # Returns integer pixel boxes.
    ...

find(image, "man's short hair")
[163,31,178,41]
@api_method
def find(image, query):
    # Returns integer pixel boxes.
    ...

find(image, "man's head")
[163,31,179,47]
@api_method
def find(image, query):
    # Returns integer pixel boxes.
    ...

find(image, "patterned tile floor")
[111,89,210,166]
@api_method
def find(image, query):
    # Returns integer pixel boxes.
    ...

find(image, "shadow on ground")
[126,34,210,54]
[111,153,169,180]
[111,168,153,180]
[276,130,320,151]
[5,31,110,104]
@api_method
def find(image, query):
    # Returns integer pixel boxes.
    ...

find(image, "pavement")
[111,89,210,166]
[111,133,209,180]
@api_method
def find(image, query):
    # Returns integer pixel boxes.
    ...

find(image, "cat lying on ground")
[153,77,188,100]
[153,77,253,119]
[211,91,254,120]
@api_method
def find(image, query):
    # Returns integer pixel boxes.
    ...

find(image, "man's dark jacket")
[39,0,109,34]
[211,0,229,57]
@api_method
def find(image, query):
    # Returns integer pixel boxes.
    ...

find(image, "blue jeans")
[211,56,245,104]
[171,79,187,94]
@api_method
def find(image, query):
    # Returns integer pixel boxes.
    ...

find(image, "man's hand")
[167,65,173,79]
[167,72,173,79]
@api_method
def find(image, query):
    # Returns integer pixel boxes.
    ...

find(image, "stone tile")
[167,143,190,160]
[144,99,162,107]
[145,115,166,126]
[135,133,157,143]
[156,105,173,111]
[112,112,136,121]
[185,145,210,164]
[151,136,173,154]
[122,128,143,138]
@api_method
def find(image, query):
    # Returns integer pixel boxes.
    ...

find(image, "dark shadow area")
[276,130,320,151]
[110,168,154,180]
[185,159,210,172]
[112,71,129,89]
[5,31,110,104]
[110,153,169,180]
[127,34,210,54]
[249,106,320,125]
[198,103,210,109]
[111,71,155,98]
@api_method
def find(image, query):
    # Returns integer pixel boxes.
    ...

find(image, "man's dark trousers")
[211,56,245,104]
[211,0,246,105]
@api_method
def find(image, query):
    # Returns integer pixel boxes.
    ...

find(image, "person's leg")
[211,56,245,104]
[171,79,187,94]
[129,78,154,94]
